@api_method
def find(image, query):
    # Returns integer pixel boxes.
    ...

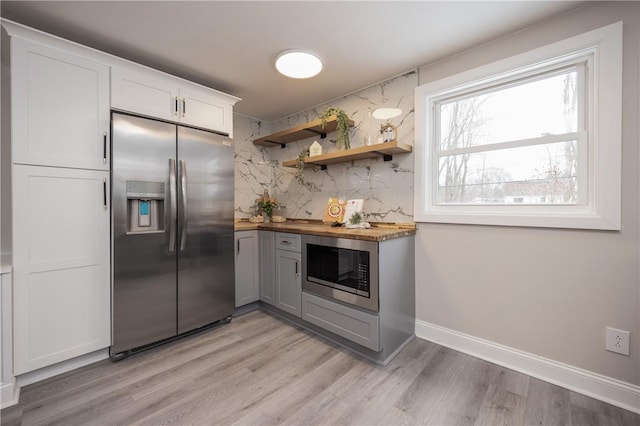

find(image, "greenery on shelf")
[295,148,310,186]
[320,107,351,150]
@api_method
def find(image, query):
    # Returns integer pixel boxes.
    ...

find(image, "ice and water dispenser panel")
[126,180,165,233]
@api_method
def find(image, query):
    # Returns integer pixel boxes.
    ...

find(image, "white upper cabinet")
[10,37,110,170]
[111,67,178,123]
[111,66,237,136]
[179,83,234,134]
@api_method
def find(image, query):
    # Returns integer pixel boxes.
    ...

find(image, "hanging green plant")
[295,148,310,185]
[320,107,351,150]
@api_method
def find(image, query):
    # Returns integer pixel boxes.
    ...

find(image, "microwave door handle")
[168,159,177,252]
[179,160,188,251]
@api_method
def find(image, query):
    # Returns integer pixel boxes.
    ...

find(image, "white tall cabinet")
[3,19,239,380]
[6,34,111,375]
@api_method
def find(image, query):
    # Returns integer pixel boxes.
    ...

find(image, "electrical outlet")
[606,327,630,356]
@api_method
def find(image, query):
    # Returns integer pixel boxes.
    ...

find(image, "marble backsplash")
[234,70,417,223]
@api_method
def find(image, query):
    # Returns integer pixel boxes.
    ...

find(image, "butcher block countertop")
[234,219,416,242]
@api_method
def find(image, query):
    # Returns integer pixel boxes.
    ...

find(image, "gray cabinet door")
[235,231,259,307]
[259,231,276,306]
[275,250,301,317]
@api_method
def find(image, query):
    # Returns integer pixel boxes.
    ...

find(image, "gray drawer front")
[302,292,380,351]
[275,232,301,252]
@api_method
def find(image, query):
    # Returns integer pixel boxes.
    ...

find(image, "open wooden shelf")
[281,141,412,169]
[253,115,355,147]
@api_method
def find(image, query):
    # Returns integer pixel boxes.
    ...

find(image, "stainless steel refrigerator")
[110,112,234,357]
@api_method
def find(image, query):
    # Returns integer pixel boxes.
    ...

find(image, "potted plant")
[257,198,278,220]
[320,107,351,150]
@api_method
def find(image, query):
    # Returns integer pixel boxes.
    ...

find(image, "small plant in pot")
[257,198,278,220]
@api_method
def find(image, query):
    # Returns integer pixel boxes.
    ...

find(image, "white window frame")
[414,22,622,230]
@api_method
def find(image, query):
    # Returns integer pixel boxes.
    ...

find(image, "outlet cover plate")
[606,327,630,356]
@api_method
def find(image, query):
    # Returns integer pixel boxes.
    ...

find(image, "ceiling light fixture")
[275,49,323,79]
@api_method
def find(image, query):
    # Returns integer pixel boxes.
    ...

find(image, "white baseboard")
[16,348,109,388]
[0,380,19,409]
[415,319,640,414]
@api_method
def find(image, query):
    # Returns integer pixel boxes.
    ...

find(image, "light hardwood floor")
[1,309,638,426]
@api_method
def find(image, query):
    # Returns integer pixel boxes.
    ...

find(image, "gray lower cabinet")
[302,292,380,351]
[275,233,301,317]
[258,231,276,306]
[234,230,259,307]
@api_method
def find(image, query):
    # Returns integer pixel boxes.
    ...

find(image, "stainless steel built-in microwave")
[302,235,378,312]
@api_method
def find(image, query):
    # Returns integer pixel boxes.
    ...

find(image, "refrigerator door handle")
[169,158,177,252]
[179,159,188,251]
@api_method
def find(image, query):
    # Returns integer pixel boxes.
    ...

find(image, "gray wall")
[415,2,639,385]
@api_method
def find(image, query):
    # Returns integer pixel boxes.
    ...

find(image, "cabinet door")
[234,231,259,307]
[12,165,110,374]
[275,250,301,317]
[259,231,276,306]
[11,38,110,170]
[111,67,179,122]
[179,84,234,136]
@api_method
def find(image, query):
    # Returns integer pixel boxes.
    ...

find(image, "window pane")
[437,141,578,205]
[439,69,578,150]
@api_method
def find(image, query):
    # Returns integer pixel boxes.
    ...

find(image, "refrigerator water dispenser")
[126,180,165,233]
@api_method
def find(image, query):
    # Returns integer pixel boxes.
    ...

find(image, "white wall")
[415,1,639,386]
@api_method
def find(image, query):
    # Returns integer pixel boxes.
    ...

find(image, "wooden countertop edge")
[234,219,416,242]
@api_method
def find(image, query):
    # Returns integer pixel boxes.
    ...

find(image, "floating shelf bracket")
[261,139,286,148]
[307,161,327,170]
[303,128,327,139]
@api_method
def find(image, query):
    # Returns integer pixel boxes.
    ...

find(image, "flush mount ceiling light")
[275,50,323,79]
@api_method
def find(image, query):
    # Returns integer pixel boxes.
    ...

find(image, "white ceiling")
[1,1,586,121]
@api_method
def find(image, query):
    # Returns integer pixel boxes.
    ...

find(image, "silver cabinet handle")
[179,159,187,251]
[295,261,299,275]
[103,178,107,208]
[281,240,291,245]
[103,132,107,163]
[174,96,179,116]
[168,159,177,252]
[182,98,186,117]
[237,240,240,255]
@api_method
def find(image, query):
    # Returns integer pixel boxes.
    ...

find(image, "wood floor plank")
[422,355,499,425]
[473,367,528,425]
[522,377,572,425]
[394,345,467,421]
[2,310,638,426]
[318,341,429,425]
